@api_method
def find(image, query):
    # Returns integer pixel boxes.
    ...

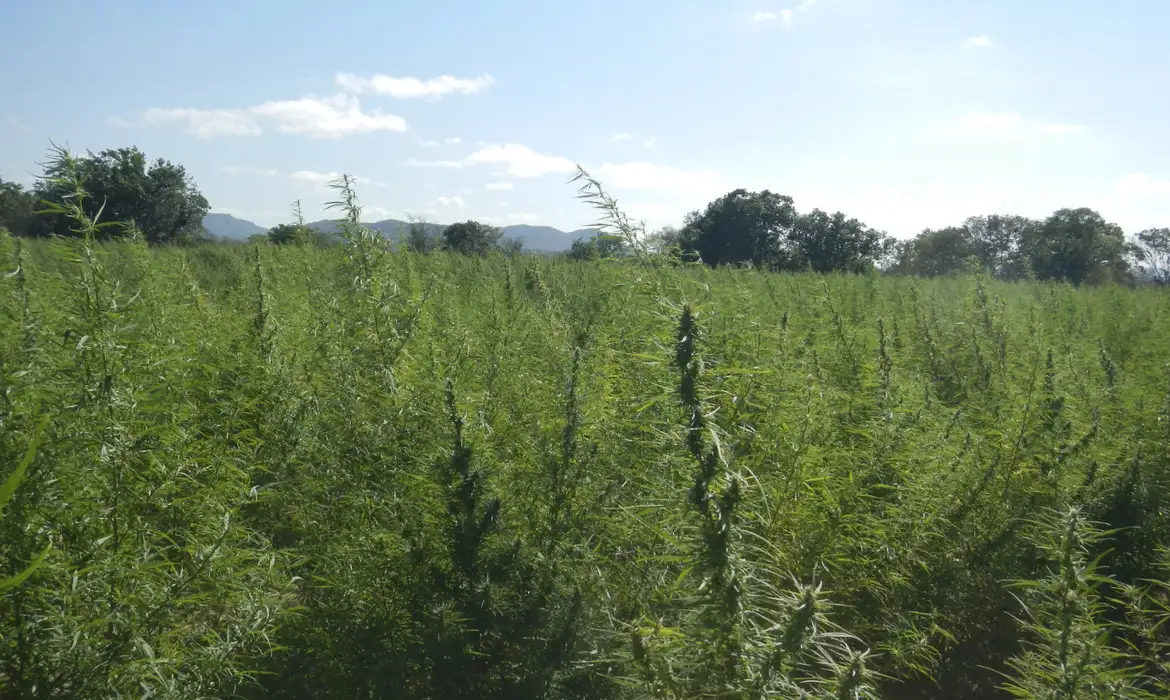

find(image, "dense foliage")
[1,146,210,244]
[2,155,1170,698]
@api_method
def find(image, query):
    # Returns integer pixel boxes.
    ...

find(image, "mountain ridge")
[202,213,598,252]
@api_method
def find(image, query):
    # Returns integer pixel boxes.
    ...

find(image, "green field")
[2,211,1170,698]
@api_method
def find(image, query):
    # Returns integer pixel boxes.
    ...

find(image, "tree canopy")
[32,146,209,244]
[676,189,890,273]
[1134,228,1170,285]
[1022,208,1130,284]
[784,209,886,273]
[893,226,976,277]
[267,223,312,246]
[0,179,37,236]
[679,189,798,268]
[442,220,503,256]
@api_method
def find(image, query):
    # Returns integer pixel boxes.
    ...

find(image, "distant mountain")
[304,218,599,252]
[203,213,596,251]
[498,224,581,252]
[202,213,267,240]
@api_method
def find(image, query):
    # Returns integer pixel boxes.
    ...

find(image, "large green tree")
[783,209,886,273]
[1133,228,1170,285]
[680,189,798,267]
[442,220,503,256]
[405,216,442,254]
[1022,208,1130,284]
[898,226,975,277]
[964,214,1036,278]
[0,179,38,236]
[34,146,209,244]
[268,223,312,246]
[567,234,626,261]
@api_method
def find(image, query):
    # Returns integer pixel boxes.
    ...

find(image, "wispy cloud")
[612,132,656,147]
[335,72,494,99]
[226,166,385,189]
[467,144,576,177]
[224,166,280,177]
[250,94,407,138]
[408,143,576,178]
[144,94,407,139]
[963,35,992,49]
[486,182,515,191]
[288,170,343,186]
[751,1,817,29]
[144,108,263,137]
[419,136,464,147]
[404,157,466,169]
[433,196,466,208]
[938,110,1087,139]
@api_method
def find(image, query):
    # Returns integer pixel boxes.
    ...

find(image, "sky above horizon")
[2,0,1169,236]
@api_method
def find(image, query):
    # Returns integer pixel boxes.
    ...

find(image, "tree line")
[2,145,1168,284]
[621,188,1167,285]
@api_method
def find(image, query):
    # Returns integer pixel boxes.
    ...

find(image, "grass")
[1,163,1169,698]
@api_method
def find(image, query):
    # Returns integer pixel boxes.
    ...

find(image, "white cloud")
[752,1,816,28]
[224,166,280,177]
[486,182,515,191]
[226,167,382,190]
[594,161,725,197]
[143,94,406,139]
[420,136,464,147]
[250,94,407,138]
[404,158,466,169]
[466,143,577,177]
[939,110,1087,139]
[408,143,576,178]
[335,72,494,99]
[288,170,342,186]
[613,132,656,147]
[433,196,466,208]
[963,35,992,49]
[144,108,262,137]
[752,10,793,27]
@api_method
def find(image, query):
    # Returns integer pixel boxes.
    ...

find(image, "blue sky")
[2,0,1169,236]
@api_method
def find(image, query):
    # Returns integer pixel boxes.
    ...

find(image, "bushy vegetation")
[2,149,1170,698]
